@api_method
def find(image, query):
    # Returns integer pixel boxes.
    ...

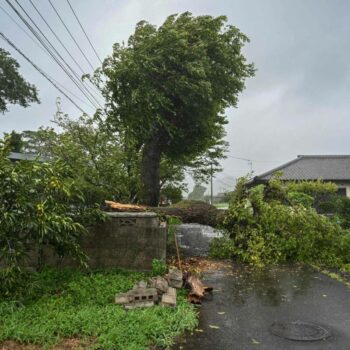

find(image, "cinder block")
[149,276,169,294]
[161,287,177,307]
[125,301,154,309]
[168,268,183,288]
[115,293,130,305]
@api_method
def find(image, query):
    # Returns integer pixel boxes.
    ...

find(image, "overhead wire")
[27,0,104,102]
[0,32,87,114]
[48,0,96,71]
[6,0,102,109]
[7,0,98,108]
[66,0,102,64]
[227,154,283,163]
[14,0,102,108]
[0,4,96,111]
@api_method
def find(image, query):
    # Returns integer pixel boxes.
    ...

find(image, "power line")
[28,0,85,75]
[227,154,283,163]
[13,0,102,108]
[0,4,96,111]
[7,0,99,108]
[27,0,104,102]
[66,0,102,64]
[6,0,102,109]
[0,32,87,114]
[48,0,96,71]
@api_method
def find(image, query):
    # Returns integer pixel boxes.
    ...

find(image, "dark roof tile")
[255,155,350,181]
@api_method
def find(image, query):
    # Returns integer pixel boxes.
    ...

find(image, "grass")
[0,268,198,350]
[213,202,229,209]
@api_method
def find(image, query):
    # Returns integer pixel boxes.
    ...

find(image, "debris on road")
[185,272,213,304]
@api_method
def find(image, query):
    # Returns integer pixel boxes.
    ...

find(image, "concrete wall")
[27,212,167,271]
[82,212,166,270]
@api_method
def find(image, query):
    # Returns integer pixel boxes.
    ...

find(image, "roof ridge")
[297,155,350,158]
[253,156,301,180]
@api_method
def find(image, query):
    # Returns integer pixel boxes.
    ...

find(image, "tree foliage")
[0,48,39,113]
[212,177,350,270]
[99,12,254,205]
[0,139,103,295]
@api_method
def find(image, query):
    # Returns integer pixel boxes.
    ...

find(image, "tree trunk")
[140,136,162,206]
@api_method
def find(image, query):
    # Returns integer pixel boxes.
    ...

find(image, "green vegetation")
[0,48,39,114]
[0,268,198,350]
[0,140,104,296]
[97,12,254,205]
[151,258,167,276]
[318,194,350,229]
[210,177,350,271]
[214,202,229,209]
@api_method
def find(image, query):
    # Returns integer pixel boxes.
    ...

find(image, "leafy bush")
[0,140,104,296]
[318,194,350,229]
[219,177,350,269]
[209,233,235,259]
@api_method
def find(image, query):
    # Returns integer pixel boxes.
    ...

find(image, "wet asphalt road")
[174,264,350,350]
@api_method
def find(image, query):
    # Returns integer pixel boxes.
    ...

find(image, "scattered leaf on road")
[217,311,226,315]
[252,338,261,345]
[209,325,220,329]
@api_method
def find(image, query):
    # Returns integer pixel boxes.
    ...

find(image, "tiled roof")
[8,152,48,162]
[255,155,350,181]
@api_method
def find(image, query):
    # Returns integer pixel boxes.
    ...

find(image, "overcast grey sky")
[1,0,349,193]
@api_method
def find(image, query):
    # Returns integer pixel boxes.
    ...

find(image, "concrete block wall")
[17,212,167,271]
[82,212,166,270]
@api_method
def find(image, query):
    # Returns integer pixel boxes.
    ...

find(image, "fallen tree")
[153,200,225,227]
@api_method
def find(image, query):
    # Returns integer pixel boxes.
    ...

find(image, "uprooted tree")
[98,12,255,205]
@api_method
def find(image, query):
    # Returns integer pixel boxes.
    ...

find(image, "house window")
[337,187,347,196]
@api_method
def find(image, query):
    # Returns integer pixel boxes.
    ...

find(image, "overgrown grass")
[213,202,229,209]
[0,268,198,350]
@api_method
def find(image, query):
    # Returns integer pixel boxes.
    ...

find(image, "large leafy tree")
[0,48,39,113]
[99,13,255,205]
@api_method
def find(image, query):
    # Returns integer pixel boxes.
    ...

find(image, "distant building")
[8,152,48,162]
[250,155,350,197]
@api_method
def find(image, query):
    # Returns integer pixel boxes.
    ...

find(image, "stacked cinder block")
[115,268,183,309]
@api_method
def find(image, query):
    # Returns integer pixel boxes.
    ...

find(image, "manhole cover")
[270,321,331,341]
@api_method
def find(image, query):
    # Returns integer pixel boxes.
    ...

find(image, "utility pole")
[248,160,253,173]
[210,162,213,205]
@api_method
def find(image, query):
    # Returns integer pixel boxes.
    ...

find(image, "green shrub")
[0,140,104,296]
[151,259,167,276]
[209,233,235,259]
[318,194,350,229]
[221,177,350,269]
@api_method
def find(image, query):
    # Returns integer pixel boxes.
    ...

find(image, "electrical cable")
[48,0,96,71]
[14,0,102,108]
[6,0,102,109]
[27,0,104,102]
[66,0,102,64]
[0,4,96,110]
[0,32,87,114]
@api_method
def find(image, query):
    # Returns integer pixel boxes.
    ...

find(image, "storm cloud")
[1,0,349,193]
